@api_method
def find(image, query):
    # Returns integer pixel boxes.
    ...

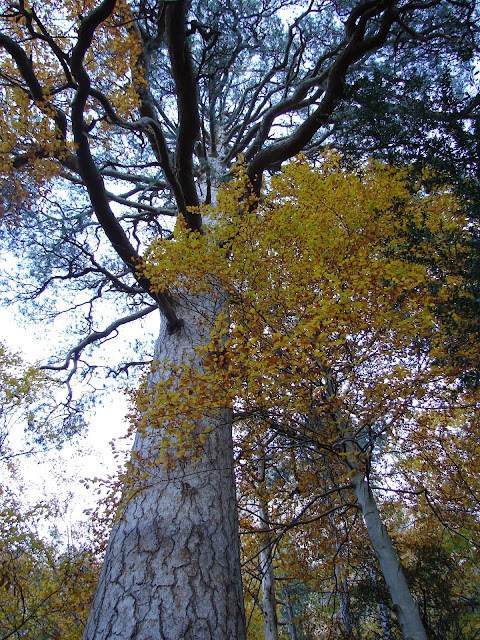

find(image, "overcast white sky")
[1,303,157,532]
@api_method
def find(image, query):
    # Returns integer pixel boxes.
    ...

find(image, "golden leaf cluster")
[137,154,472,469]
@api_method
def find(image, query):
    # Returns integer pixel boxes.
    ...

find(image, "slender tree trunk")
[258,503,279,640]
[351,470,426,640]
[282,591,298,640]
[257,458,279,640]
[377,601,394,640]
[323,369,426,640]
[83,297,246,640]
[335,567,354,639]
[369,567,394,640]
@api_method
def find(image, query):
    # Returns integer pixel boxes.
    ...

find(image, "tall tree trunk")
[282,590,298,640]
[258,503,279,640]
[351,470,426,640]
[335,567,354,640]
[369,567,394,640]
[377,600,394,640]
[323,370,426,640]
[83,297,246,640]
[257,458,279,640]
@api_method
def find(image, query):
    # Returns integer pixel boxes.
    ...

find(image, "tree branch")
[69,0,183,332]
[247,0,398,192]
[165,0,202,231]
[40,305,158,373]
[0,32,67,137]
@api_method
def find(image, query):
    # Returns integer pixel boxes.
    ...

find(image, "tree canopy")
[1,0,479,384]
[1,1,480,639]
[125,156,480,639]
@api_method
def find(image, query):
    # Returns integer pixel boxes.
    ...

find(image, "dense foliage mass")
[128,157,480,638]
[0,484,101,640]
[137,155,470,459]
[0,0,478,383]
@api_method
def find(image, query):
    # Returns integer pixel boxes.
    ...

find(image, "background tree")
[0,478,102,640]
[1,1,480,638]
[0,344,103,639]
[0,341,76,468]
[348,506,480,640]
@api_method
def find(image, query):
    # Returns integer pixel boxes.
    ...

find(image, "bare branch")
[247,0,398,191]
[69,0,183,332]
[40,305,158,373]
[165,0,202,231]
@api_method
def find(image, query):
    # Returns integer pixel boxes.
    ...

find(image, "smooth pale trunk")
[351,470,427,640]
[258,501,279,640]
[82,297,246,640]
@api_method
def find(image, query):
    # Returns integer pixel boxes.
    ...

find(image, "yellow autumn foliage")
[0,0,143,221]
[130,153,474,476]
[0,487,101,640]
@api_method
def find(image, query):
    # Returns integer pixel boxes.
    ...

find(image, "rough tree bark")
[83,297,246,640]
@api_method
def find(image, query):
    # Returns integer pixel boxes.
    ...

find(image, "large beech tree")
[0,1,479,639]
[139,156,473,640]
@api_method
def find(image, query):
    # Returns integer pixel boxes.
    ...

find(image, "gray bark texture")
[82,296,246,640]
[351,470,427,640]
